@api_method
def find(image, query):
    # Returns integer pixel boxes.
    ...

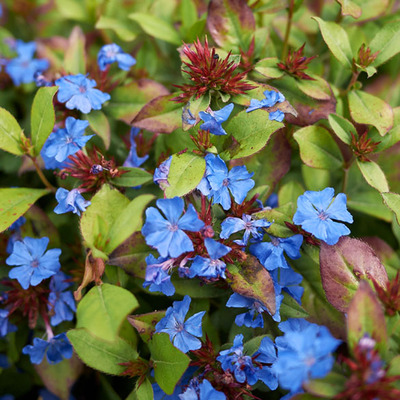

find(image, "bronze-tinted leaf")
[207,0,255,52]
[320,237,388,313]
[347,280,387,355]
[227,255,276,315]
[131,94,182,133]
[108,233,149,279]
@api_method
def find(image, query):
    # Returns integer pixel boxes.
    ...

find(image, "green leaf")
[254,203,295,237]
[302,164,331,191]
[347,281,387,355]
[312,17,353,69]
[80,185,154,257]
[85,111,111,149]
[227,255,276,316]
[129,13,181,45]
[67,328,138,375]
[0,107,25,155]
[296,75,331,101]
[172,276,227,298]
[370,21,400,67]
[220,109,283,160]
[304,372,347,398]
[0,188,49,232]
[64,26,86,74]
[128,311,166,343]
[34,355,83,400]
[126,378,154,400]
[76,283,139,342]
[95,16,140,42]
[254,58,284,79]
[328,114,355,145]
[356,160,389,193]
[164,153,206,198]
[293,125,343,169]
[30,87,58,156]
[336,0,362,18]
[111,168,153,187]
[280,292,309,319]
[55,0,87,21]
[381,192,400,225]
[131,94,182,134]
[278,181,304,206]
[348,189,392,222]
[348,90,393,136]
[149,333,190,395]
[107,79,169,125]
[207,0,255,52]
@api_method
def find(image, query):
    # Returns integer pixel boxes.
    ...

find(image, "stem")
[29,156,56,192]
[344,71,360,94]
[281,0,295,60]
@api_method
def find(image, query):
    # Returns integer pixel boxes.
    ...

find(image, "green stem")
[281,0,295,60]
[30,156,56,193]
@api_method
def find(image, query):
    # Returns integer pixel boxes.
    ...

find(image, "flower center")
[223,178,230,187]
[65,135,73,144]
[271,237,280,247]
[31,259,39,268]
[174,320,184,332]
[168,224,179,232]
[79,85,87,93]
[318,210,329,220]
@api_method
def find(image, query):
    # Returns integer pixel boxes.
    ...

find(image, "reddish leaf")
[131,94,182,133]
[108,233,149,279]
[320,237,388,313]
[34,355,83,400]
[108,79,169,125]
[347,281,387,355]
[207,0,255,52]
[227,255,276,316]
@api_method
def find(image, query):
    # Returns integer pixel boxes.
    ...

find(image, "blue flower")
[97,43,136,71]
[253,336,278,389]
[272,318,341,392]
[6,237,61,289]
[199,103,234,136]
[250,234,303,270]
[179,379,226,400]
[143,254,175,296]
[197,154,254,210]
[155,295,205,353]
[188,238,231,279]
[9,216,26,231]
[270,266,304,304]
[5,40,49,86]
[269,110,285,122]
[142,197,205,258]
[54,188,91,216]
[246,90,285,112]
[226,293,268,328]
[48,272,76,326]
[22,332,73,365]
[154,156,172,190]
[220,214,271,245]
[153,366,197,399]
[293,187,353,245]
[55,74,111,114]
[43,117,93,163]
[0,309,17,337]
[123,127,149,168]
[217,334,258,385]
